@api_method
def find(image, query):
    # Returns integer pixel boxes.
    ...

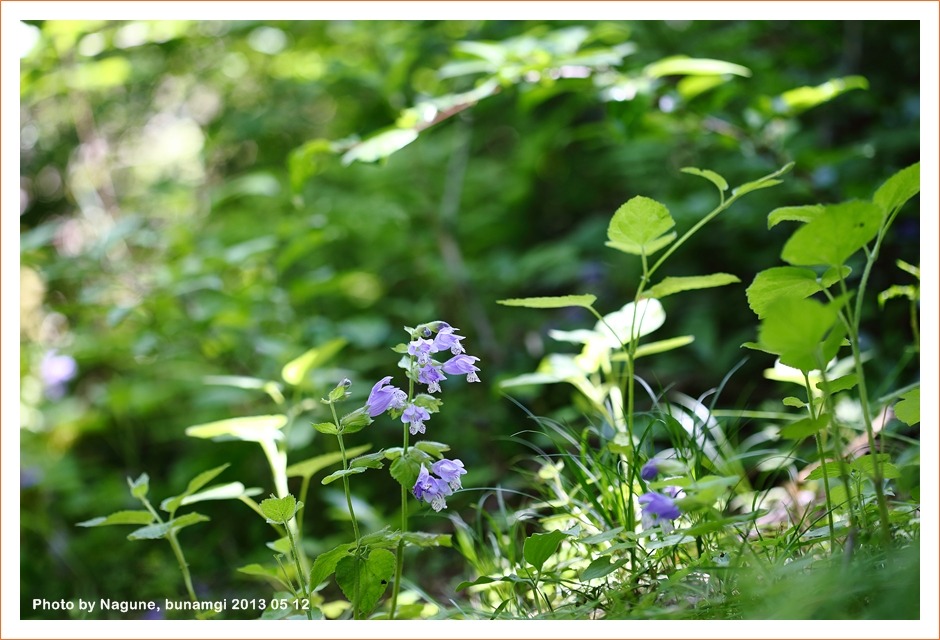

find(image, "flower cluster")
[363,321,480,512]
[408,322,480,394]
[412,459,466,512]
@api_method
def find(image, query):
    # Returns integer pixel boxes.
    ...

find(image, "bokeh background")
[19,19,920,618]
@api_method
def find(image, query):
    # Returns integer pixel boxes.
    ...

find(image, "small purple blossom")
[402,403,431,435]
[412,464,451,511]
[431,458,466,491]
[408,338,435,366]
[433,325,465,355]
[442,355,481,383]
[366,376,407,417]
[641,459,660,481]
[418,364,446,393]
[639,491,681,525]
[40,350,77,400]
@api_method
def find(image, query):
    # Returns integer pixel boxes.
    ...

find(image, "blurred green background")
[19,20,919,618]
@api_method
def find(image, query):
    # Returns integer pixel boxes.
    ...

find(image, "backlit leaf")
[767,204,825,229]
[644,273,739,300]
[781,201,882,267]
[680,167,729,192]
[606,196,675,256]
[524,530,570,572]
[873,162,920,216]
[497,294,597,310]
[185,415,287,443]
[127,512,209,540]
[645,56,751,78]
[285,444,372,479]
[281,338,347,386]
[746,267,823,319]
[894,388,920,426]
[77,510,155,528]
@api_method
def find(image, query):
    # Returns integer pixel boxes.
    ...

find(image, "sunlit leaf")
[341,128,419,165]
[774,75,868,115]
[873,162,920,216]
[894,388,920,426]
[127,512,209,541]
[606,196,675,256]
[746,267,823,319]
[644,56,751,78]
[77,511,155,528]
[767,204,825,229]
[644,273,739,300]
[185,415,287,443]
[286,444,372,479]
[281,338,347,386]
[523,530,570,572]
[680,167,729,192]
[782,201,882,267]
[497,294,597,310]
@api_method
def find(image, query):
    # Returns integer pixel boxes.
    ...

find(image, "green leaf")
[779,414,829,440]
[523,530,570,572]
[644,273,740,300]
[236,563,283,580]
[746,267,823,319]
[285,444,372,479]
[341,128,419,165]
[414,440,451,457]
[680,167,728,192]
[412,393,443,414]
[606,232,676,257]
[852,454,901,479]
[581,556,629,581]
[127,512,209,541]
[349,451,386,470]
[774,76,868,115]
[733,178,783,197]
[579,527,624,545]
[873,162,920,216]
[321,467,367,485]
[77,510,155,528]
[815,374,858,395]
[820,265,852,288]
[497,294,597,310]
[259,495,301,524]
[281,338,347,386]
[185,415,287,443]
[644,56,751,78]
[309,543,354,589]
[181,482,260,506]
[767,204,825,229]
[805,460,846,482]
[894,388,920,426]
[781,201,882,267]
[456,574,529,591]
[757,297,843,371]
[339,407,372,434]
[312,421,340,435]
[335,549,396,618]
[606,196,675,256]
[161,463,231,514]
[389,449,431,490]
[611,336,694,361]
[127,473,149,500]
[400,531,453,548]
[782,396,805,408]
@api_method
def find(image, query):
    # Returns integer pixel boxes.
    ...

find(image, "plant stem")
[166,530,198,602]
[803,372,836,550]
[284,524,313,620]
[388,368,416,619]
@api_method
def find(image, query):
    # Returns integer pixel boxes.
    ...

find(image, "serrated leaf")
[389,450,430,490]
[524,530,570,572]
[767,204,825,229]
[497,294,597,310]
[605,232,677,257]
[77,510,155,528]
[644,56,751,78]
[873,162,920,216]
[852,454,900,479]
[414,440,451,457]
[746,267,823,319]
[779,414,829,440]
[894,388,920,426]
[161,464,231,514]
[335,549,396,618]
[805,460,845,482]
[339,408,372,434]
[259,495,301,524]
[127,473,149,500]
[285,444,372,479]
[309,543,354,589]
[782,201,882,267]
[606,196,675,256]
[349,451,385,470]
[312,421,340,435]
[127,512,209,540]
[644,273,740,300]
[680,167,728,192]
[281,338,347,386]
[185,415,287,443]
[757,297,843,371]
[321,467,367,485]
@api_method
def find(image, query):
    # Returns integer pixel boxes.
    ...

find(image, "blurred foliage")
[19,20,919,618]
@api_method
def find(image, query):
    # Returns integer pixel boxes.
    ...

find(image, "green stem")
[803,372,836,551]
[329,399,362,620]
[388,364,416,619]
[166,530,198,602]
[284,524,313,620]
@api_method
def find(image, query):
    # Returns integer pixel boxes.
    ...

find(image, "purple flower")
[433,325,465,355]
[418,364,446,394]
[442,355,481,383]
[431,458,466,491]
[641,459,659,481]
[408,338,435,366]
[366,376,407,417]
[413,464,451,512]
[639,491,681,524]
[402,403,431,435]
[40,350,77,400]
